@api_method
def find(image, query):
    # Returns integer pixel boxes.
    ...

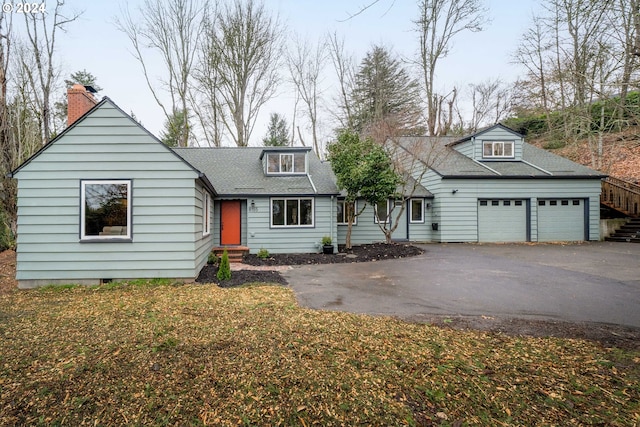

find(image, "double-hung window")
[482,141,514,159]
[266,153,306,174]
[271,197,314,227]
[374,200,391,224]
[337,199,357,225]
[81,180,131,240]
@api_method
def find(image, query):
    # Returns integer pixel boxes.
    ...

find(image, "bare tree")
[20,0,80,142]
[202,0,284,146]
[287,35,327,156]
[414,0,486,136]
[116,0,204,147]
[327,32,356,131]
[466,79,513,133]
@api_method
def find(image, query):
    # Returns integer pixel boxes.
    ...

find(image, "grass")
[0,281,638,426]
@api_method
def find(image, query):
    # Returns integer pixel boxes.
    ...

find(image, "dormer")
[260,147,312,176]
[449,124,524,162]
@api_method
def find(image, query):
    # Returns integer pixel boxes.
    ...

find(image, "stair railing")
[601,177,640,217]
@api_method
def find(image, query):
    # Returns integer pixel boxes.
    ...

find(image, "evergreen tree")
[262,112,289,146]
[160,109,190,147]
[350,46,423,134]
[55,69,102,128]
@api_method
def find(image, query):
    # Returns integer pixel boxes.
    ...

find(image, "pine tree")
[262,113,289,146]
[217,249,232,281]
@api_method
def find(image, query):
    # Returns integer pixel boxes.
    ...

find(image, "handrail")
[601,177,640,217]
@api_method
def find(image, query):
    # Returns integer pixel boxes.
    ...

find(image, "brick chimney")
[67,84,98,126]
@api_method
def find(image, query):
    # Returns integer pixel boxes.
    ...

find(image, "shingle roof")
[173,147,339,196]
[392,136,606,179]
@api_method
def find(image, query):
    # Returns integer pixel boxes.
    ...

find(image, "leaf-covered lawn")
[0,282,638,426]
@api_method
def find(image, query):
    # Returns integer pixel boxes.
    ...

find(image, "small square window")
[480,200,488,206]
[561,200,569,206]
[573,200,580,206]
[503,200,511,206]
[515,200,523,206]
[539,200,546,206]
[491,200,499,206]
[550,200,557,206]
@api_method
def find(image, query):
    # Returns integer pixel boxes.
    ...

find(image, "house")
[9,89,340,288]
[380,124,606,243]
[9,89,605,288]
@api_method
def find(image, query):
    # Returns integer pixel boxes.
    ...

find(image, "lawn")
[0,281,638,426]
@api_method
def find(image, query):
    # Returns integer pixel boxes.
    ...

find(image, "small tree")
[217,249,231,281]
[160,109,190,147]
[328,131,401,248]
[262,112,289,146]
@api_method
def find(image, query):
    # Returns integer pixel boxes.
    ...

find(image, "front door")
[220,200,241,245]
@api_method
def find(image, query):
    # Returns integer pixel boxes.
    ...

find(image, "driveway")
[282,242,640,329]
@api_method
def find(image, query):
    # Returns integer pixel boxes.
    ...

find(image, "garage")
[537,199,586,241]
[477,199,528,242]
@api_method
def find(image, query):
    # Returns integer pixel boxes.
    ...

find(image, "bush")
[217,249,231,281]
[207,251,217,265]
[0,210,14,252]
[257,248,270,259]
[321,236,332,246]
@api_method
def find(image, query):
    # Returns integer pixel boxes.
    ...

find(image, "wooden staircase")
[212,246,249,263]
[605,218,640,243]
[601,177,640,218]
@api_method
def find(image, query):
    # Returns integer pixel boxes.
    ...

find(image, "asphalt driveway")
[282,242,640,329]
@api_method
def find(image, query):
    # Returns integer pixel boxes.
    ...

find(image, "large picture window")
[271,198,314,227]
[482,141,514,158]
[81,180,131,240]
[266,153,306,174]
[337,199,357,225]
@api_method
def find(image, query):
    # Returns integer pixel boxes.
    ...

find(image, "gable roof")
[448,123,524,146]
[392,135,606,179]
[9,98,217,195]
[173,147,339,196]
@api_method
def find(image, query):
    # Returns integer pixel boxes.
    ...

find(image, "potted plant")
[321,236,334,254]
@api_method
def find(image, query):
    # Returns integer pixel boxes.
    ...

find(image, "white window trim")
[410,198,424,223]
[266,152,307,175]
[202,191,211,236]
[482,141,515,159]
[374,200,392,224]
[337,199,357,225]
[80,179,132,241]
[270,197,315,228]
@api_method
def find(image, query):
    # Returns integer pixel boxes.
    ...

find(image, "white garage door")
[478,199,528,242]
[537,199,585,241]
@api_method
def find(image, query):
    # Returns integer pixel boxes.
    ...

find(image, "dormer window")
[483,141,514,159]
[266,152,306,174]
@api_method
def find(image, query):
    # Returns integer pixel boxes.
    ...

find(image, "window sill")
[80,238,133,243]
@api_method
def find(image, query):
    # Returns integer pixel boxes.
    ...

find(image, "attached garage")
[537,199,586,242]
[477,199,528,242]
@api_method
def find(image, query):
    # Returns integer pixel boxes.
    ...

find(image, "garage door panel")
[537,199,585,241]
[478,199,527,242]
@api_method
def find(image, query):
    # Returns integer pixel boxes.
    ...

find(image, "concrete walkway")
[282,242,640,328]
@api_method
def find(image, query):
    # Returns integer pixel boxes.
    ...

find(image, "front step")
[605,218,640,243]
[212,246,249,263]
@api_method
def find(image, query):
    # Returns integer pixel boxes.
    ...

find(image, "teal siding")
[13,101,207,287]
[245,196,336,254]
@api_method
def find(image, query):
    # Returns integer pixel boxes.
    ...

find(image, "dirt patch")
[242,242,424,266]
[0,250,17,294]
[412,314,640,351]
[195,268,288,288]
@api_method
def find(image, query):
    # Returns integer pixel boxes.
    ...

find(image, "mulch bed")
[195,243,423,287]
[243,242,423,266]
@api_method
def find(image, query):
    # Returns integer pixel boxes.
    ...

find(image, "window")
[410,199,424,223]
[202,191,211,236]
[482,141,515,158]
[504,200,511,206]
[374,200,391,224]
[266,152,306,174]
[271,198,313,227]
[81,180,131,240]
[337,199,357,225]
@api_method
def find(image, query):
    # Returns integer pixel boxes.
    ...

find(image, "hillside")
[532,128,640,183]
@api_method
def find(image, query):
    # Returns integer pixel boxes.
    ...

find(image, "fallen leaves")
[0,283,638,426]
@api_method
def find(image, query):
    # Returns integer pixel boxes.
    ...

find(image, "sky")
[15,0,542,146]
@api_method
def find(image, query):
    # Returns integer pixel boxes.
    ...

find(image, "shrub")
[257,248,270,259]
[0,210,14,252]
[207,251,217,265]
[217,249,231,281]
[321,236,332,246]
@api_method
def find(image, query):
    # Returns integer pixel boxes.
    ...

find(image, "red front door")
[220,200,241,245]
